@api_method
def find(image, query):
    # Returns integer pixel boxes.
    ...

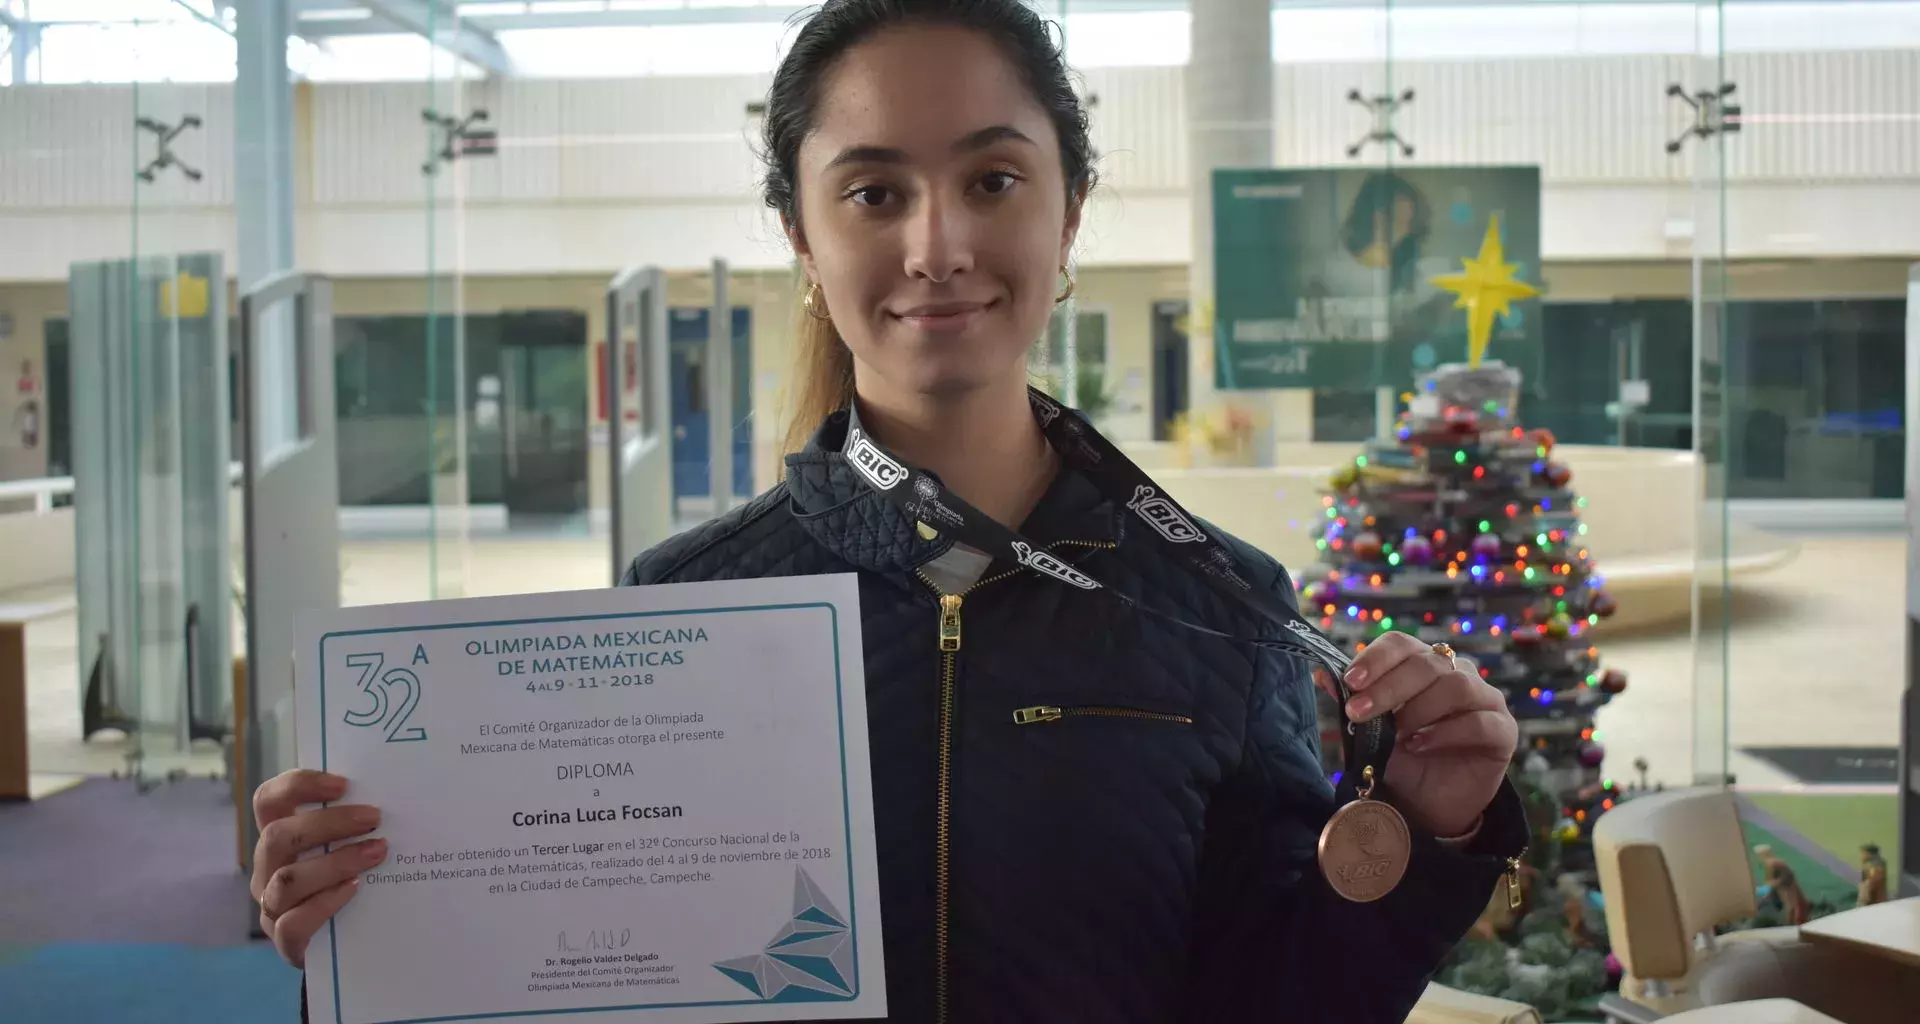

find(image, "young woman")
[253,1,1526,1019]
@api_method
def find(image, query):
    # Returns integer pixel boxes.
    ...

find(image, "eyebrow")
[823,125,1038,170]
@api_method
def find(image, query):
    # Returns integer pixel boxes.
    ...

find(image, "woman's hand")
[251,769,387,968]
[1316,631,1517,839]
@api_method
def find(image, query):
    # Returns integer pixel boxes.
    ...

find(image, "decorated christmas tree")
[1300,361,1629,1014]
[1294,214,1635,1017]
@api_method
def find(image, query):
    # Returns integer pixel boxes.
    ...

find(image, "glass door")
[1693,1,1916,882]
[500,316,591,523]
[1683,0,1733,789]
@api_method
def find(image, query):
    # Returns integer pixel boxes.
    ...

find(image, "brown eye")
[849,185,892,207]
[978,171,1018,195]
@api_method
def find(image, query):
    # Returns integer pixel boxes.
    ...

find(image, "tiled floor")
[19,531,1909,792]
[1592,533,1909,789]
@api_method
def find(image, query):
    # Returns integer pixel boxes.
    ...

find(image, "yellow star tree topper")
[1429,214,1539,367]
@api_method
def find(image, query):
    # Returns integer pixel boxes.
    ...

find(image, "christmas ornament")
[1599,668,1628,695]
[1352,531,1384,561]
[1579,742,1607,768]
[1330,463,1359,491]
[1547,613,1572,639]
[1445,408,1481,436]
[1544,463,1573,488]
[1429,215,1542,367]
[1590,592,1618,619]
[1402,535,1434,565]
[1472,533,1503,559]
[1531,428,1556,454]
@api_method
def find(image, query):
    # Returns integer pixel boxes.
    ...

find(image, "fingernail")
[1347,695,1373,720]
[362,839,387,862]
[1345,666,1370,688]
[352,807,381,829]
[1403,731,1426,751]
[323,774,348,795]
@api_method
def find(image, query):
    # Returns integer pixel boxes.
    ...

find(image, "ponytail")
[782,283,855,461]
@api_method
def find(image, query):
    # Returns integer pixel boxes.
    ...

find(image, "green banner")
[1211,166,1542,391]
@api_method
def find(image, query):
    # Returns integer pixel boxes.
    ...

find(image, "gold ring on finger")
[1430,642,1457,666]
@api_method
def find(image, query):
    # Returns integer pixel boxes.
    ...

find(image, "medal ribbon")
[840,388,1393,789]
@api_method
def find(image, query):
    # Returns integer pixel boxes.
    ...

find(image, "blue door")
[668,307,753,503]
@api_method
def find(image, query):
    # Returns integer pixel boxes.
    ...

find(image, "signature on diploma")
[558,927,634,953]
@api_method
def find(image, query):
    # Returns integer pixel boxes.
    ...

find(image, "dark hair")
[1341,172,1431,294]
[763,0,1097,226]
[765,0,1099,455]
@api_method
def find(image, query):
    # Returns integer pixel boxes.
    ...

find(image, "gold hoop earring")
[803,281,832,322]
[1054,264,1076,304]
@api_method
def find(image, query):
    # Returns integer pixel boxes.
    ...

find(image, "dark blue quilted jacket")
[620,409,1529,1024]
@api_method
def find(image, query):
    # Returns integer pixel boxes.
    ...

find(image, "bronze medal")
[1318,766,1411,902]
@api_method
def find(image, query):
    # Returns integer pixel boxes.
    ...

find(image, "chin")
[896,365,1005,400]
[871,334,1027,400]
[871,353,1019,402]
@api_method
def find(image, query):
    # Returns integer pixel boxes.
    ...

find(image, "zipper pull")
[1013,705,1063,725]
[1505,855,1524,909]
[938,594,963,653]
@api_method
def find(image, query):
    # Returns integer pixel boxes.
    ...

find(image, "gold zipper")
[913,537,1114,1023]
[938,594,962,652]
[1506,853,1525,909]
[934,596,958,1023]
[1013,705,1194,726]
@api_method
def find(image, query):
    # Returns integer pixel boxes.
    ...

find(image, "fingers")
[1397,660,1503,734]
[253,769,348,831]
[1342,630,1428,696]
[1344,637,1458,723]
[268,877,361,969]
[259,838,388,921]
[1401,709,1518,759]
[251,804,382,904]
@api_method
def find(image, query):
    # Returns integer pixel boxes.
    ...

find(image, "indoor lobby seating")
[1593,788,1920,1023]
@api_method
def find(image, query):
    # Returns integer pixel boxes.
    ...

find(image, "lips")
[893,300,993,331]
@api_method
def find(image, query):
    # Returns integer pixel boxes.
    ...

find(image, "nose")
[902,190,974,284]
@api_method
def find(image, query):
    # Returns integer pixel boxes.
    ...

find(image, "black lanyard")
[841,388,1391,786]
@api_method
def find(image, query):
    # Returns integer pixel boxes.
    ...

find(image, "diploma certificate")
[295,575,885,1024]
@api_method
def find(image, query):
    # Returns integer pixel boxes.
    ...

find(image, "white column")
[1188,0,1307,456]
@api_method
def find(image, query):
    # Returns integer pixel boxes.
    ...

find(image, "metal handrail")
[0,463,244,514]
[0,475,75,513]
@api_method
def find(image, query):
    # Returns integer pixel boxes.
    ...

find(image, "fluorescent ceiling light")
[297,7,374,20]
[457,2,529,14]
[605,0,683,9]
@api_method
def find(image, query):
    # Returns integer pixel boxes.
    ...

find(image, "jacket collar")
[783,404,1122,577]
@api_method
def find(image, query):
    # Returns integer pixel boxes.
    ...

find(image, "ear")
[1058,187,1086,265]
[783,214,820,284]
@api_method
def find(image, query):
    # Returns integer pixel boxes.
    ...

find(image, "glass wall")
[1694,0,1914,851]
[3,0,1914,958]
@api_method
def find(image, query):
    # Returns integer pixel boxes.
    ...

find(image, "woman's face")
[790,25,1081,401]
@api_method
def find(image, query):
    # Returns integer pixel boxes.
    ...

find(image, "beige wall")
[1070,264,1192,442]
[0,282,66,482]
[1541,258,1917,302]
